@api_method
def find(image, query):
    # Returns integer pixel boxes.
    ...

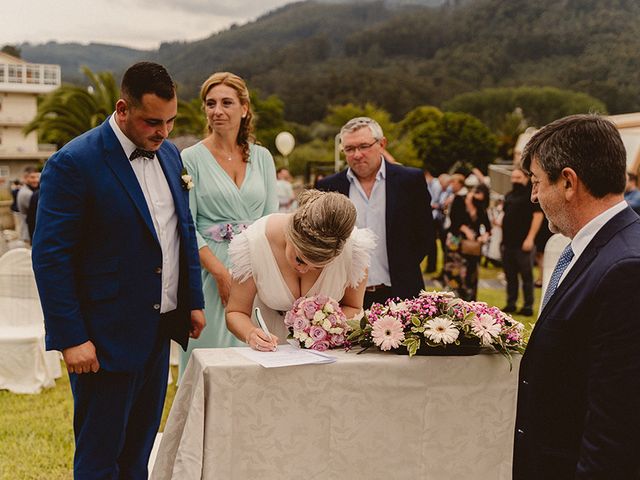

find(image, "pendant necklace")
[214,144,234,161]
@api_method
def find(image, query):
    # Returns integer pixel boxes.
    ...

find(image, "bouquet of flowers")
[347,291,525,364]
[284,294,350,351]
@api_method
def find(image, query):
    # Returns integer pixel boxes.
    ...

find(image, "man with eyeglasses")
[317,117,435,308]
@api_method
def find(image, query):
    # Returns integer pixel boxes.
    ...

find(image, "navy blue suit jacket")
[32,118,204,372]
[513,207,640,479]
[317,161,435,300]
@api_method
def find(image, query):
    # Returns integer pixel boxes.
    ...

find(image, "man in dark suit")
[32,62,205,479]
[513,114,640,479]
[317,117,434,308]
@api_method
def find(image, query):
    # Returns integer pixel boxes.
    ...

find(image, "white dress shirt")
[558,200,627,286]
[109,114,180,313]
[347,158,391,287]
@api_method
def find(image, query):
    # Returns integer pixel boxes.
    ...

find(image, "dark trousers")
[364,285,393,309]
[502,246,535,309]
[69,335,169,480]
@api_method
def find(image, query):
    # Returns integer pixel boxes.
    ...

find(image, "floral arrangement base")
[392,343,484,356]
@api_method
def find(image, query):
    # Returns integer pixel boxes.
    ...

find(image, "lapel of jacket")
[100,119,160,245]
[532,207,638,335]
[334,170,351,196]
[384,160,398,237]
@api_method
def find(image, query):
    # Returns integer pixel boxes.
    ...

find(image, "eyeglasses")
[342,139,379,156]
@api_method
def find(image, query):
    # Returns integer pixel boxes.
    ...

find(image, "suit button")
[153,304,160,310]
[522,380,529,385]
[155,267,162,274]
[517,428,525,435]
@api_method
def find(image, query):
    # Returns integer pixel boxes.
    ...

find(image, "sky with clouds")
[3,0,297,50]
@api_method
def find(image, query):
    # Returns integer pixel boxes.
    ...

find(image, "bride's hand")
[246,327,279,351]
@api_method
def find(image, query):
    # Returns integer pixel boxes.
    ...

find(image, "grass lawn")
[0,366,178,479]
[0,262,539,478]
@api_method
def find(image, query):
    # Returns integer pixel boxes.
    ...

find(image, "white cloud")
[1,0,295,50]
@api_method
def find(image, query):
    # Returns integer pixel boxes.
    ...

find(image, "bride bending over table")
[226,190,375,351]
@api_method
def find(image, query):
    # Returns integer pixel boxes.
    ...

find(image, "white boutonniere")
[181,168,194,191]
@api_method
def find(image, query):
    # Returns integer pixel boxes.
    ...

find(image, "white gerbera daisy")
[371,315,405,351]
[424,316,459,344]
[471,314,502,346]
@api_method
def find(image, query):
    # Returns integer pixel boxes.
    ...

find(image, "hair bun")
[286,189,357,265]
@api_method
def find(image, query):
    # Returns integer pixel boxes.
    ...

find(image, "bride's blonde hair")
[286,190,357,265]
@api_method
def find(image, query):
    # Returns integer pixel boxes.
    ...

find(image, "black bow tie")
[129,148,156,161]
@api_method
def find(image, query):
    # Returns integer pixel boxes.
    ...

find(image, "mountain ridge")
[14,0,640,123]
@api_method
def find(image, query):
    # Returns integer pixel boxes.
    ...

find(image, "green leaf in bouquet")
[346,330,361,342]
[360,316,369,330]
[411,316,421,327]
[347,318,363,333]
[403,337,420,357]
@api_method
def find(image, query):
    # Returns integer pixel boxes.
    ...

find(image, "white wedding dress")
[228,214,375,343]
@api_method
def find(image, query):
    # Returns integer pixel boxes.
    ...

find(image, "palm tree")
[24,66,118,148]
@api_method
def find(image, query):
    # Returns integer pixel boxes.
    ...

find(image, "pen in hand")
[254,307,277,351]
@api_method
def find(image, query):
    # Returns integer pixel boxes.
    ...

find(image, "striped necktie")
[541,244,574,311]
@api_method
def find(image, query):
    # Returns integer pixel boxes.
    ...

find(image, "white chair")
[539,233,571,317]
[0,248,62,394]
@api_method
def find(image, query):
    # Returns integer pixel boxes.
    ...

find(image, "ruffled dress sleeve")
[347,227,377,288]
[228,230,252,283]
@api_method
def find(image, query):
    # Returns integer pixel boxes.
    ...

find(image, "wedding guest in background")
[423,167,442,201]
[624,171,640,215]
[513,114,640,479]
[32,62,205,479]
[430,173,452,278]
[444,173,468,232]
[179,71,278,377]
[317,117,435,308]
[26,188,39,241]
[485,197,504,267]
[16,166,39,244]
[275,167,297,212]
[10,178,21,235]
[533,216,552,288]
[226,190,374,350]
[443,183,491,301]
[501,167,543,316]
[424,166,442,273]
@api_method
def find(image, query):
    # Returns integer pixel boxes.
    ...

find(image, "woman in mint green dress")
[179,72,278,378]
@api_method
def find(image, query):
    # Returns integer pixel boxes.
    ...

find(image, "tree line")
[25,67,604,177]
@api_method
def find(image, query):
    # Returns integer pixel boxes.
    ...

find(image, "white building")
[0,51,61,186]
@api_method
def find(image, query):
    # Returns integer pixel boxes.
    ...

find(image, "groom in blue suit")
[513,114,640,479]
[32,62,205,479]
[317,117,434,307]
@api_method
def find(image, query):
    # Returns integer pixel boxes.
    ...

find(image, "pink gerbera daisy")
[371,315,405,351]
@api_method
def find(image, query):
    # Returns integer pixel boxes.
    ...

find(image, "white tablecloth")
[152,348,521,480]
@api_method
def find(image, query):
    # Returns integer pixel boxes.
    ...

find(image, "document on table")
[233,344,337,368]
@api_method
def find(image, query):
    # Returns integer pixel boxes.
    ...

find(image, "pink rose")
[315,294,329,305]
[293,316,310,332]
[330,333,345,346]
[311,340,330,351]
[284,311,295,327]
[309,325,327,341]
[303,301,317,320]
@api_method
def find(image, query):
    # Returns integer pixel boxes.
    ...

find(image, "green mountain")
[20,42,151,84]
[16,0,640,124]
